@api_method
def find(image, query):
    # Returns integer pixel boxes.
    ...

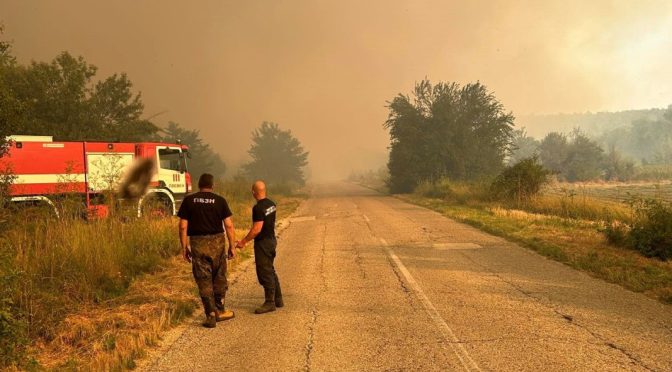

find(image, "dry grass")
[33,234,257,372]
[544,180,672,203]
[33,256,197,371]
[518,194,632,222]
[0,181,303,371]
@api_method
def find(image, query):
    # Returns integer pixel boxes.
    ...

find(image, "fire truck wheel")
[140,194,173,218]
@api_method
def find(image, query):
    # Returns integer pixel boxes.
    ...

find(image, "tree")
[384,80,514,193]
[89,73,157,142]
[538,130,606,181]
[603,146,635,181]
[538,132,569,175]
[159,122,226,178]
[508,127,540,165]
[595,105,672,165]
[243,122,309,187]
[0,26,20,157]
[2,51,157,142]
[564,130,605,181]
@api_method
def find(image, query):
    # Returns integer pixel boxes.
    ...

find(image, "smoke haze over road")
[2,0,671,179]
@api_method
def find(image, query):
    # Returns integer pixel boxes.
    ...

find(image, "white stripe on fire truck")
[14,174,87,184]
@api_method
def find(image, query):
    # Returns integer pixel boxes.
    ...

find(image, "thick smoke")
[2,0,671,179]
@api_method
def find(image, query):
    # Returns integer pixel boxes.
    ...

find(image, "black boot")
[201,296,217,328]
[274,279,284,308]
[255,287,276,314]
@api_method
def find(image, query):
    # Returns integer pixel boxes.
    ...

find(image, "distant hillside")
[518,108,668,139]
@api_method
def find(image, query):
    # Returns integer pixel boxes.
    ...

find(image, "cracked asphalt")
[144,182,672,371]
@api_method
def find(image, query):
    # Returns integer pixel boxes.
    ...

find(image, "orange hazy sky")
[1,1,671,179]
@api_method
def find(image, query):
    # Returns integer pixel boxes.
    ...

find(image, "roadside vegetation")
[357,171,672,304]
[371,79,672,307]
[0,179,303,370]
[0,28,309,370]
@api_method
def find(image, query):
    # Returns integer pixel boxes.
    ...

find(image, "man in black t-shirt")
[235,180,282,314]
[178,173,238,328]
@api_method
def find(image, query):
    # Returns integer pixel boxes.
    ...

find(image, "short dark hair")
[198,173,214,189]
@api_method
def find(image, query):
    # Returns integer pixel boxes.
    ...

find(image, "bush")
[0,251,27,368]
[414,178,491,204]
[603,221,631,246]
[490,157,550,203]
[628,198,672,260]
[414,178,453,199]
[604,198,672,260]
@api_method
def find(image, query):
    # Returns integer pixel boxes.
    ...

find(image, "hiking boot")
[201,296,218,328]
[216,309,235,322]
[255,288,276,314]
[255,301,276,314]
[274,280,284,308]
[202,314,216,328]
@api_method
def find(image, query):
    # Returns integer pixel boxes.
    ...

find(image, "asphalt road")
[144,182,672,371]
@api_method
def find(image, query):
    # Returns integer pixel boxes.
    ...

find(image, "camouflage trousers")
[190,234,228,314]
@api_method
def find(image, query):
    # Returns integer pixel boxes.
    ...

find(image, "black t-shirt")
[177,191,232,236]
[252,198,276,241]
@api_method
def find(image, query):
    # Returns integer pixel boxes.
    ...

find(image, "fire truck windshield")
[158,148,186,173]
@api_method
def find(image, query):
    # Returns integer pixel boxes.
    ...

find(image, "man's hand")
[183,245,192,263]
[228,247,236,259]
[235,240,245,249]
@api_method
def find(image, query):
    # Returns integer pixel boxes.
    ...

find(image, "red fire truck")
[1,135,192,217]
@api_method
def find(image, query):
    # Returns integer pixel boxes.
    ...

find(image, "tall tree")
[2,51,157,142]
[90,73,157,142]
[159,122,226,178]
[539,130,606,181]
[0,26,20,156]
[243,122,309,186]
[384,80,514,193]
[564,130,605,181]
[538,132,569,174]
[508,127,540,165]
[603,145,635,181]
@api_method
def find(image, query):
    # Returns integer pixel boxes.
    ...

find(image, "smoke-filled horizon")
[2,1,671,180]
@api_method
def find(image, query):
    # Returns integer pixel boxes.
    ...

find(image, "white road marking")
[290,216,316,223]
[363,214,370,223]
[433,243,482,250]
[380,237,481,372]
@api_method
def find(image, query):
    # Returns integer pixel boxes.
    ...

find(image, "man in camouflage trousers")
[178,173,238,328]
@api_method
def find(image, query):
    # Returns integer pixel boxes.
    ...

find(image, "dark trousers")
[190,234,228,313]
[254,238,281,297]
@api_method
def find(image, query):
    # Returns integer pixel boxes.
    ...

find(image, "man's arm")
[223,216,236,258]
[179,218,191,262]
[236,221,264,248]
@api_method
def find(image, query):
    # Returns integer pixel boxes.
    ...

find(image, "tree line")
[509,115,672,182]
[383,79,672,198]
[511,106,672,182]
[0,28,308,187]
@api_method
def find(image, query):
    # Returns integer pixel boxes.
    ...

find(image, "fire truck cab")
[1,135,193,218]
